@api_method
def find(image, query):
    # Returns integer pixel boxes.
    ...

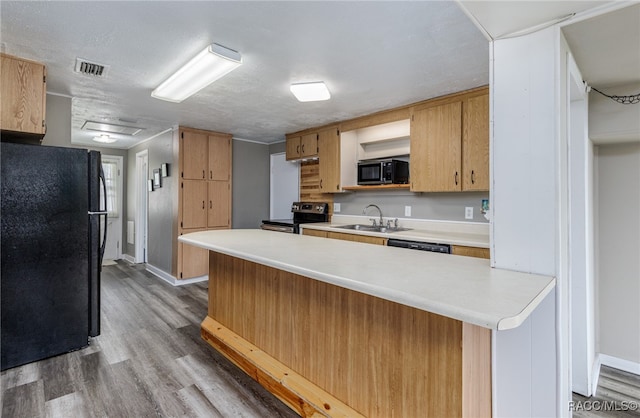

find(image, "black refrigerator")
[1,142,106,370]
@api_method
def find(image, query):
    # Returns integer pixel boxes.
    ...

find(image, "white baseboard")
[599,353,640,375]
[591,355,602,395]
[145,263,208,287]
[122,254,136,264]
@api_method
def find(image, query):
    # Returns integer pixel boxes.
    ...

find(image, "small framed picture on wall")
[153,169,162,189]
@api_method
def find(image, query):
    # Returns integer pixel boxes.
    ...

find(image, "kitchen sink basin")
[332,224,412,234]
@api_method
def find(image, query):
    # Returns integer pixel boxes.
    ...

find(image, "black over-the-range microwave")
[357,158,409,185]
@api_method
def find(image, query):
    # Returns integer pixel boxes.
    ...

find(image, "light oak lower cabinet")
[178,228,208,279]
[174,126,232,279]
[452,245,490,259]
[0,53,47,140]
[303,229,387,245]
[301,229,327,238]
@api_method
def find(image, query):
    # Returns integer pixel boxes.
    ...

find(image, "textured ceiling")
[3,1,636,149]
[0,1,490,148]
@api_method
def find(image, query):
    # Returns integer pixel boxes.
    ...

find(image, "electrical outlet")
[334,203,341,213]
[405,206,411,217]
[465,207,473,219]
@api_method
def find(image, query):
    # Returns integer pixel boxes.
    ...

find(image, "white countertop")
[180,229,555,331]
[301,222,490,248]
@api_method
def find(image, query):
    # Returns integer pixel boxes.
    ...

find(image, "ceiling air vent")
[74,58,109,77]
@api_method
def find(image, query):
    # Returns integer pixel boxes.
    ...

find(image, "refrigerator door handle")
[98,166,108,267]
[88,211,108,215]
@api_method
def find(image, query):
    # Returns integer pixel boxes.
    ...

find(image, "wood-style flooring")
[1,261,298,417]
[573,366,640,417]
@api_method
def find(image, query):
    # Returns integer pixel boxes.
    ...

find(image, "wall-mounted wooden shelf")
[342,184,411,191]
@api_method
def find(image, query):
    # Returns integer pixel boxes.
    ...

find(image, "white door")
[135,150,148,263]
[101,155,123,261]
[270,153,299,218]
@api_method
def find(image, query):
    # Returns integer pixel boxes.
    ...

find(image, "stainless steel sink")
[332,224,412,233]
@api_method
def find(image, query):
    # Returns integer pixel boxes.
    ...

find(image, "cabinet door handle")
[202,170,205,179]
[471,170,475,184]
[202,201,205,209]
[296,145,300,154]
[210,201,212,209]
[319,179,323,189]
[301,144,305,154]
[455,171,459,185]
[210,170,213,179]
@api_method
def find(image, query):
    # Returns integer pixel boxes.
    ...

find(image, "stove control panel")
[291,202,329,215]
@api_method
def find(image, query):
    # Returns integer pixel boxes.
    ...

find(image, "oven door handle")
[260,224,295,233]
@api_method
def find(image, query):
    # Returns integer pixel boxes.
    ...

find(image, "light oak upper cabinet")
[181,130,208,180]
[410,101,463,192]
[286,133,318,160]
[208,133,231,181]
[176,127,232,279]
[462,93,489,191]
[317,127,341,192]
[0,53,47,138]
[410,89,489,192]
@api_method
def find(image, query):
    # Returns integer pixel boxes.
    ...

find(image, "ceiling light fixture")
[290,82,331,102]
[151,43,242,103]
[92,134,117,144]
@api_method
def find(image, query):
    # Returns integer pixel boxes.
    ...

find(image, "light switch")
[405,206,411,217]
[334,203,341,213]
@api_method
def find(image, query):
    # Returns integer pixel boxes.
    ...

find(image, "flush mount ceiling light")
[92,134,117,144]
[151,43,242,103]
[290,82,331,102]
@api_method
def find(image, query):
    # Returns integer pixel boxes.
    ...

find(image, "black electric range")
[260,202,329,234]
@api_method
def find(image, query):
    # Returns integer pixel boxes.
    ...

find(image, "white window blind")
[101,160,119,218]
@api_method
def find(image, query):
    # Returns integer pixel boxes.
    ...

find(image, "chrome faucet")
[363,204,383,227]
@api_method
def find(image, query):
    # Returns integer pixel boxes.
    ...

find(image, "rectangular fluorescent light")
[290,82,331,102]
[152,43,242,103]
[82,121,143,136]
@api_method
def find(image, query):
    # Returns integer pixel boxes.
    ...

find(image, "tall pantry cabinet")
[173,127,232,279]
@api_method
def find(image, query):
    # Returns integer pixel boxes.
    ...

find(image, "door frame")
[101,154,124,260]
[135,149,149,264]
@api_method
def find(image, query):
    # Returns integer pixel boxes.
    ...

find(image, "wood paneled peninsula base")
[180,230,555,417]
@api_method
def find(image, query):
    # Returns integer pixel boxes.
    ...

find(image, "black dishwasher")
[387,239,451,254]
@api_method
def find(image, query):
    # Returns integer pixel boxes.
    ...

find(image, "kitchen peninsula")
[180,229,555,417]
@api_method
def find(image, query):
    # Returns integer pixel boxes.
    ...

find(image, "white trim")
[102,154,124,261]
[232,136,270,145]
[46,91,74,98]
[591,354,602,395]
[599,353,640,376]
[122,254,136,264]
[127,127,174,150]
[135,149,148,264]
[145,263,208,287]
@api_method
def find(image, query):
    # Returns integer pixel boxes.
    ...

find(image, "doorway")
[269,152,299,219]
[101,155,123,261]
[135,150,148,264]
[567,51,596,397]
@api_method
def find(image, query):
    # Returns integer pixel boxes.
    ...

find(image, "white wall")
[491,27,564,417]
[595,143,640,366]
